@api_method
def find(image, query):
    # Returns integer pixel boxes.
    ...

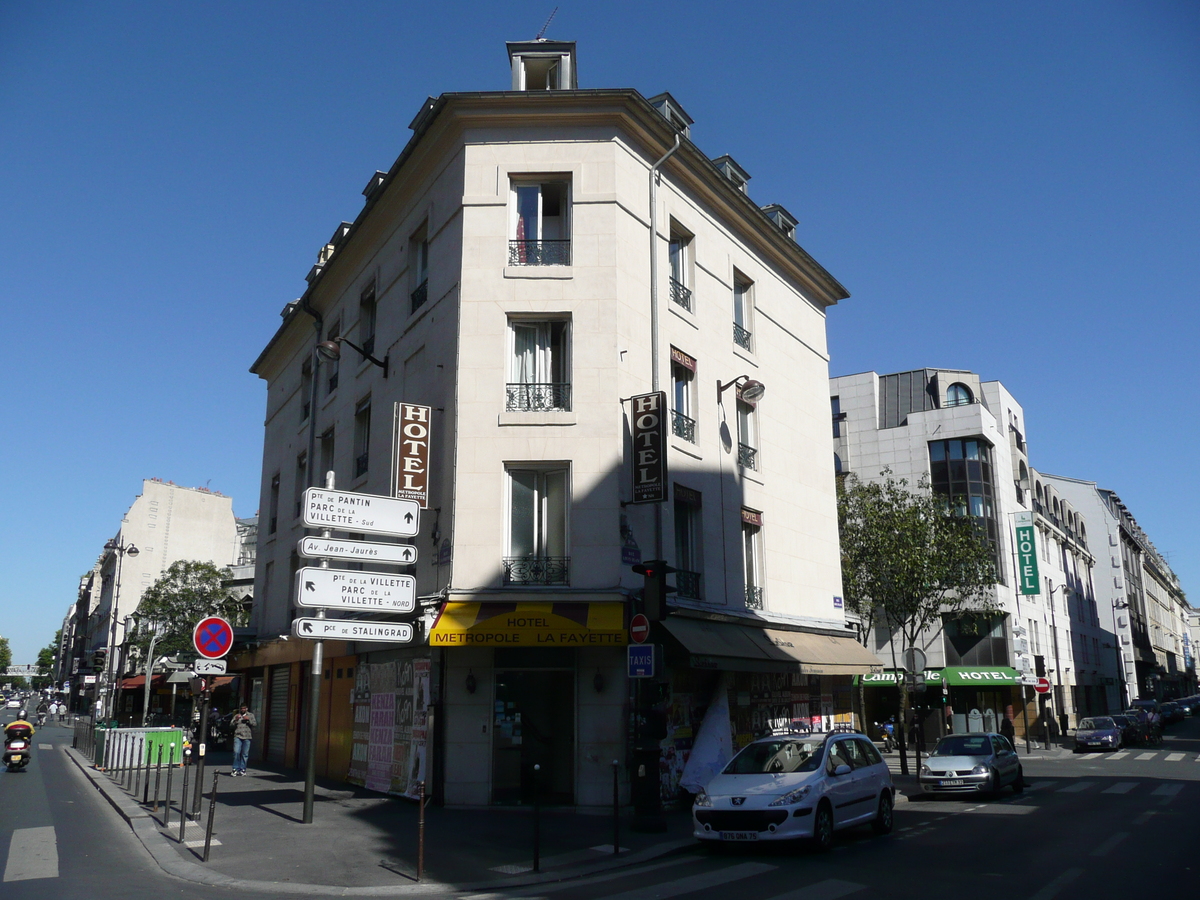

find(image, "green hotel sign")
[1015,511,1039,595]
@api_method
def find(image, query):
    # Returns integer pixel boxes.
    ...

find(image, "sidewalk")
[65,746,694,895]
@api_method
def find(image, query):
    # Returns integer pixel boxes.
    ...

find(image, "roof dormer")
[507,40,577,91]
[760,203,798,240]
[647,92,693,138]
[712,154,751,193]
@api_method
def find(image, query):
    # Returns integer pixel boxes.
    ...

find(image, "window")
[668,227,692,312]
[294,452,307,518]
[319,428,335,486]
[509,180,570,265]
[359,284,377,357]
[673,486,703,600]
[943,614,1009,666]
[946,383,973,407]
[733,273,753,351]
[411,225,429,313]
[671,348,696,442]
[268,473,280,534]
[505,466,569,585]
[300,360,312,423]
[742,509,764,609]
[737,400,757,471]
[831,395,842,438]
[928,438,999,575]
[507,319,571,411]
[353,397,371,479]
[325,316,341,395]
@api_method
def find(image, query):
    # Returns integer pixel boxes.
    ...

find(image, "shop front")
[857,666,1022,746]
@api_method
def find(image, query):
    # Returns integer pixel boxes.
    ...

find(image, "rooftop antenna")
[535,6,558,40]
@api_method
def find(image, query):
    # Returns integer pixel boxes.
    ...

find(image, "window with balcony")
[353,397,371,479]
[671,348,696,443]
[736,399,758,471]
[510,180,570,265]
[268,473,280,534]
[411,224,429,313]
[668,226,693,312]
[673,485,703,600]
[325,316,341,395]
[300,360,312,423]
[508,319,571,411]
[733,272,753,351]
[294,452,307,518]
[742,509,764,609]
[359,283,377,357]
[505,466,569,586]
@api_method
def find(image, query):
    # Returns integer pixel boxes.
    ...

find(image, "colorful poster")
[367,691,395,793]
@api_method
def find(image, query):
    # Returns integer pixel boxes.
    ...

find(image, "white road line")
[182,839,223,848]
[1109,752,1129,760]
[1132,810,1156,825]
[1024,780,1058,792]
[597,862,777,900]
[3,826,59,882]
[37,744,53,751]
[1078,753,1101,760]
[1056,782,1097,793]
[765,879,866,900]
[1151,784,1184,797]
[1090,832,1129,857]
[1165,753,1185,762]
[1101,782,1138,795]
[1135,752,1157,761]
[1027,867,1083,900]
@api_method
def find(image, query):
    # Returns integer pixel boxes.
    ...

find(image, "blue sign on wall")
[628,644,655,679]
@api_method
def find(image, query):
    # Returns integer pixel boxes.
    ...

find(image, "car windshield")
[932,735,993,757]
[723,738,826,774]
[1079,717,1115,730]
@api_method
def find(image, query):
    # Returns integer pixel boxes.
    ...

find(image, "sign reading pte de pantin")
[630,391,667,503]
[302,488,420,537]
[392,402,432,508]
[1014,511,1040,595]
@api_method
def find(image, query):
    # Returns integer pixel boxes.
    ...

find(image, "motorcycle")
[4,723,33,772]
[875,719,896,752]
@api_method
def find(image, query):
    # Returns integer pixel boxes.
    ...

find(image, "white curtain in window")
[512,324,537,385]
[509,469,567,557]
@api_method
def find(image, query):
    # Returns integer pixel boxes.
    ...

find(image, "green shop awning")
[856,666,1020,686]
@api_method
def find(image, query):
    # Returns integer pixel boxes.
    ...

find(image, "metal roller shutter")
[266,664,290,764]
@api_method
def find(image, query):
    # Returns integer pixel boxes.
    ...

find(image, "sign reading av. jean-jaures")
[1014,511,1040,595]
[630,391,667,503]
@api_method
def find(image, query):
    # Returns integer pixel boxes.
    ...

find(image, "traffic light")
[632,560,676,621]
[91,649,107,672]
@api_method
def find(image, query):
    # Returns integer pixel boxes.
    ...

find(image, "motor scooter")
[875,719,896,752]
[4,723,33,772]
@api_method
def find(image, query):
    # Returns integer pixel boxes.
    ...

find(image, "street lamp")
[102,536,138,722]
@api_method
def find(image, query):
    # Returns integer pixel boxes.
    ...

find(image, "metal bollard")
[144,741,155,805]
[612,759,620,855]
[153,743,164,812]
[134,738,144,799]
[417,781,426,882]
[163,744,175,827]
[532,763,541,873]
[202,770,219,862]
[179,762,191,844]
[119,733,130,789]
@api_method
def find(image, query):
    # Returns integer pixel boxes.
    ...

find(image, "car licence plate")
[939,779,963,787]
[720,831,759,841]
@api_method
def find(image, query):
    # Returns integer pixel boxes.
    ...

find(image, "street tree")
[33,631,59,689]
[838,469,1000,775]
[0,636,11,675]
[131,560,244,664]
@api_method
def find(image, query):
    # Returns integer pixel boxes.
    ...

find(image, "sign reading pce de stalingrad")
[298,536,417,565]
[302,488,420,537]
[1014,511,1040,595]
[630,391,667,503]
[294,567,416,613]
[292,618,414,644]
[392,402,432,509]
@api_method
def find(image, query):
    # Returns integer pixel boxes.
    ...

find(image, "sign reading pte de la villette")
[630,391,667,503]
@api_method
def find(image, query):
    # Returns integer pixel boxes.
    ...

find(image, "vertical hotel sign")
[392,402,431,509]
[1014,511,1039,595]
[630,391,667,503]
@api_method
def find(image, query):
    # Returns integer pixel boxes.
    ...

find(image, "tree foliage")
[0,636,11,675]
[131,560,244,663]
[32,631,59,688]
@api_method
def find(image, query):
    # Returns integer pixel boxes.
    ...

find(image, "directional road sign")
[298,536,417,565]
[194,659,227,676]
[193,617,234,660]
[302,488,420,537]
[291,618,415,644]
[294,568,416,613]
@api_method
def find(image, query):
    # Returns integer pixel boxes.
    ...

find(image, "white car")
[5,700,20,709]
[693,730,895,850]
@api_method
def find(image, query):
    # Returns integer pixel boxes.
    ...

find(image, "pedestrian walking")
[999,714,1015,746]
[230,705,257,776]
[48,701,59,723]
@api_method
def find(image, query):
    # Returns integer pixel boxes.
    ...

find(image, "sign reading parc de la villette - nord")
[630,391,667,503]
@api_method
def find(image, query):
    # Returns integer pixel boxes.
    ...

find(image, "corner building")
[242,40,877,809]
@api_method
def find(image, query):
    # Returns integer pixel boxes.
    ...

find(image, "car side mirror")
[833,764,852,777]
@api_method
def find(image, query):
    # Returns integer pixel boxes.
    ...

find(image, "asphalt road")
[3,708,1199,899]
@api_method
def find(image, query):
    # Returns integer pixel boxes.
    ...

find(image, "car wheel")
[988,768,1001,798]
[872,791,894,834]
[812,801,834,852]
[1012,766,1024,794]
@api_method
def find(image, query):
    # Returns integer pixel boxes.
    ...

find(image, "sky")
[1,1,1197,665]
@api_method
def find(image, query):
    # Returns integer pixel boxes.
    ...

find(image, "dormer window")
[648,92,694,138]
[712,155,750,193]
[760,204,798,241]
[507,40,577,91]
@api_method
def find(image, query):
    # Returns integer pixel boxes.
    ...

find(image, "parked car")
[1160,702,1184,725]
[1110,714,1142,746]
[1073,716,1124,752]
[919,733,1023,796]
[693,730,895,850]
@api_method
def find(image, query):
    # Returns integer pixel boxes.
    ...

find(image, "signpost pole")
[302,472,334,825]
[1021,686,1032,755]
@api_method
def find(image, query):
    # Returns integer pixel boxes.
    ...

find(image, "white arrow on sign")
[302,488,420,536]
[291,618,415,644]
[194,659,227,676]
[294,567,416,613]
[298,536,417,565]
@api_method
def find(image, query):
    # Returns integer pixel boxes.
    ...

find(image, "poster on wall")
[347,655,432,799]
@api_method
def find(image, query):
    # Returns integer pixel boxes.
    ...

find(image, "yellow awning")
[429,601,627,647]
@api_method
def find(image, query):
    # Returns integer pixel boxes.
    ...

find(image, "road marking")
[1135,752,1157,761]
[1090,832,1129,856]
[1151,784,1183,797]
[182,839,223,848]
[37,744,53,751]
[765,879,866,900]
[490,845,631,874]
[1132,810,1156,825]
[1109,752,1129,760]
[3,826,59,882]
[1101,782,1138,795]
[1077,753,1102,760]
[597,862,777,900]
[1165,753,1185,762]
[1028,868,1083,900]
[1056,781,1096,793]
[1024,780,1058,792]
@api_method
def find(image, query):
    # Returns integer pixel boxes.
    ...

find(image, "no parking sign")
[193,616,234,660]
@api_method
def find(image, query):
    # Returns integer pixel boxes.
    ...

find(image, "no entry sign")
[1035,677,1052,695]
[193,616,234,660]
[629,613,650,644]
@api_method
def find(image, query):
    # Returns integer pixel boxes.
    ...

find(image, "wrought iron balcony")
[362,334,375,357]
[745,584,765,609]
[411,279,428,314]
[509,240,571,266]
[738,443,758,471]
[506,383,572,412]
[672,409,696,443]
[354,453,369,478]
[669,278,692,312]
[676,569,702,601]
[503,556,570,586]
[733,322,753,351]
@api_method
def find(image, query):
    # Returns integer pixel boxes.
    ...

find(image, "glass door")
[491,668,574,805]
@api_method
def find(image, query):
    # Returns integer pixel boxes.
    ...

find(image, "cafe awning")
[855,666,1021,686]
[663,617,883,675]
[428,601,627,648]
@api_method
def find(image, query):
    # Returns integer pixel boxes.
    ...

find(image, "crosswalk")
[3,826,59,882]
[1023,780,1186,797]
[1072,750,1199,762]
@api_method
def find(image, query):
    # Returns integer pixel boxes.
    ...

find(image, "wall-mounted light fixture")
[317,335,389,378]
[717,375,766,403]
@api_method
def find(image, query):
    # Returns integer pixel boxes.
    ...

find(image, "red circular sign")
[193,616,234,660]
[630,613,651,644]
[1035,677,1052,694]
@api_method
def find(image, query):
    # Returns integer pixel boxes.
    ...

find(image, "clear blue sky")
[1,2,1196,664]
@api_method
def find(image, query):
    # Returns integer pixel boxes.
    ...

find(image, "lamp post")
[137,617,165,727]
[103,537,139,722]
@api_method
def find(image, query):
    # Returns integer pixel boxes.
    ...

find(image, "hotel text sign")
[1014,511,1040,595]
[630,391,667,503]
[392,402,432,508]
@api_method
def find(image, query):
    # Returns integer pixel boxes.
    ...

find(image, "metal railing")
[745,584,765,609]
[362,334,375,357]
[411,279,428,314]
[676,569,702,600]
[503,556,570,586]
[506,383,572,412]
[672,409,696,443]
[669,278,692,312]
[733,322,753,351]
[509,240,571,266]
[738,443,758,470]
[355,453,369,478]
